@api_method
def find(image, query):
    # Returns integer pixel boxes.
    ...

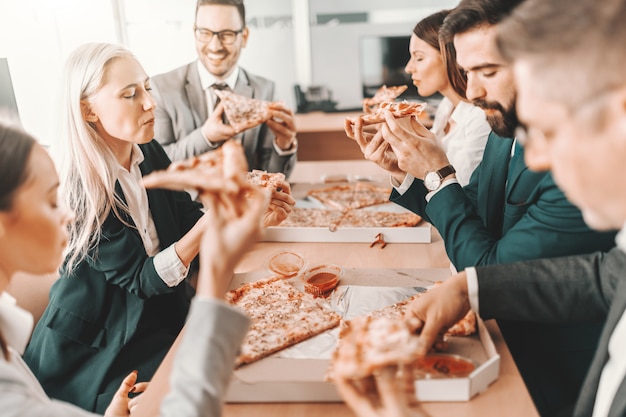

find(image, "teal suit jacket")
[24,140,204,413]
[391,132,617,416]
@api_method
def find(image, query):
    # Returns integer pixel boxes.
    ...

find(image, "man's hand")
[380,111,451,181]
[403,272,472,357]
[345,116,406,183]
[263,179,295,227]
[267,103,297,150]
[201,102,237,144]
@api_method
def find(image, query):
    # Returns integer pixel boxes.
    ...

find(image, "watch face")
[424,172,441,191]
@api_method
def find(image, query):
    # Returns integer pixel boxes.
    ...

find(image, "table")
[133,161,539,417]
[294,111,364,161]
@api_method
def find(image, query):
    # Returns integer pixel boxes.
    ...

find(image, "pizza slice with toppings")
[329,315,422,379]
[214,89,274,133]
[362,84,409,114]
[246,169,286,191]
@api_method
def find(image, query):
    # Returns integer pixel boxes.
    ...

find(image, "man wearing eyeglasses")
[151,0,297,176]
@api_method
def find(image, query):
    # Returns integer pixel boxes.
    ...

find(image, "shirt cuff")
[390,173,415,195]
[153,244,189,287]
[465,267,480,317]
[425,178,459,202]
[273,137,298,156]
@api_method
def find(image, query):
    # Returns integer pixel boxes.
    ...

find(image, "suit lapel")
[506,143,528,196]
[479,133,513,236]
[185,63,208,129]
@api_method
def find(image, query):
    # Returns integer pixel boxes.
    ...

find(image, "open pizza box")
[262,182,432,243]
[225,267,500,403]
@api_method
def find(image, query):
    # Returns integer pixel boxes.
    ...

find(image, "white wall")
[0,0,117,146]
[0,0,459,147]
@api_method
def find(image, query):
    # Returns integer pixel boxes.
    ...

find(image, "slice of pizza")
[329,315,422,380]
[362,85,408,114]
[214,89,274,133]
[307,182,392,211]
[246,169,286,191]
[226,277,342,367]
[141,140,248,194]
[345,100,427,142]
[368,285,476,337]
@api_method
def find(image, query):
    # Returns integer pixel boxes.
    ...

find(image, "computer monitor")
[0,58,20,120]
[359,35,442,103]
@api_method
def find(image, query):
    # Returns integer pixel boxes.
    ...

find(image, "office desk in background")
[294,111,433,161]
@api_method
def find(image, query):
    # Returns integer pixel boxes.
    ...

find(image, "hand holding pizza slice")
[362,84,408,114]
[142,141,261,220]
[214,89,276,134]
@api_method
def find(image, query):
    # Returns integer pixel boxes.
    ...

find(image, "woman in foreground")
[23,42,291,412]
[0,118,264,416]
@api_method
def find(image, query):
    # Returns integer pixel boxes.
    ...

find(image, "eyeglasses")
[194,26,243,45]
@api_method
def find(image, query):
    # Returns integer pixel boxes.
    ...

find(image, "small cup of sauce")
[302,264,343,298]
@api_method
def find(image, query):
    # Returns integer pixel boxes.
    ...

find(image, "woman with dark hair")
[406,10,490,186]
[0,118,265,416]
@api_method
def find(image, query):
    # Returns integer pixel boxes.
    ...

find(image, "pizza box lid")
[225,268,500,403]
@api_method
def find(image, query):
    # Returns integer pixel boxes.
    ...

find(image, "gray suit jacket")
[151,62,296,176]
[476,247,626,417]
[0,298,249,417]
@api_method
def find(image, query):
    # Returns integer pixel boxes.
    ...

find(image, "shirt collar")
[616,222,626,253]
[197,60,240,91]
[0,292,34,354]
[113,144,145,175]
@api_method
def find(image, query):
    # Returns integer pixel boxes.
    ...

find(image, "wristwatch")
[424,165,456,191]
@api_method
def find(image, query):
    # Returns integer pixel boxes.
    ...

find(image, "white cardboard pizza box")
[225,268,500,403]
[262,182,432,243]
[262,223,432,243]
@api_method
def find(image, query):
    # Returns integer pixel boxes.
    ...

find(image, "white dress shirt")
[113,145,188,287]
[431,98,490,186]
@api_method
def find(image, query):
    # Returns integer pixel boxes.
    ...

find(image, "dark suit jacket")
[23,140,204,412]
[476,248,626,417]
[391,132,617,416]
[151,62,296,176]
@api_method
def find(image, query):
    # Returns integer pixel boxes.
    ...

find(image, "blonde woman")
[0,119,263,416]
[22,42,290,412]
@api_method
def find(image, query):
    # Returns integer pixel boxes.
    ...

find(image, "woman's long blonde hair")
[55,43,134,273]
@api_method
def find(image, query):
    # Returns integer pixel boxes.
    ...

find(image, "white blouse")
[430,98,491,186]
